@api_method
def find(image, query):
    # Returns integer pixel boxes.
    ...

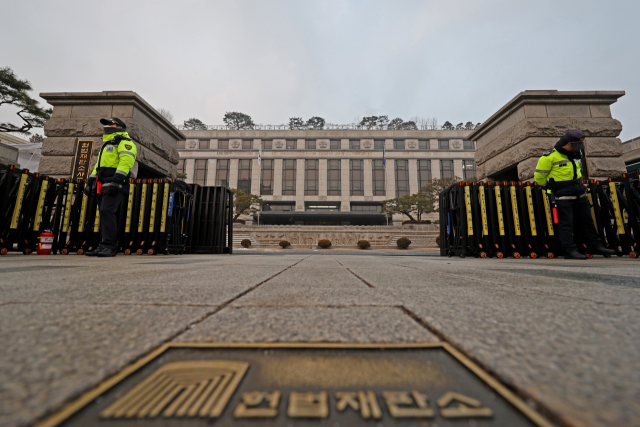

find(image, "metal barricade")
[439,171,640,259]
[0,163,233,256]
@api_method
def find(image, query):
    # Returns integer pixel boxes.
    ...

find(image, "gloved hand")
[84,177,96,196]
[108,184,121,196]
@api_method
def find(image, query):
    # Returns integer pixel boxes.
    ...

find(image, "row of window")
[179,139,475,150]
[181,159,476,195]
[262,202,383,213]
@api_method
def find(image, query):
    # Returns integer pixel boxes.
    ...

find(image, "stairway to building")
[233,234,259,246]
[387,234,438,246]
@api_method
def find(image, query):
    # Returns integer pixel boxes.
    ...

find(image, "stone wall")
[467,90,627,181]
[233,224,439,247]
[622,136,640,168]
[0,143,19,167]
[39,91,183,179]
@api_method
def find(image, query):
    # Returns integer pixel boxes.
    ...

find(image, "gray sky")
[2,0,639,140]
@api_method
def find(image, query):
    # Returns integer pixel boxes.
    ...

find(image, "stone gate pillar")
[39,91,183,179]
[468,90,627,181]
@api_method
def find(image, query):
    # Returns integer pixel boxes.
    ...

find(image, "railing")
[176,123,479,131]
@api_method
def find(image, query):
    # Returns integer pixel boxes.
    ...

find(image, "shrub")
[317,239,332,249]
[396,237,412,249]
[240,239,251,248]
[279,240,290,248]
[357,240,371,250]
[435,235,441,247]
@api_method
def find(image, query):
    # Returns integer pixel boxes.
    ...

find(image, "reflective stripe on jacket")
[534,148,582,187]
[90,132,137,183]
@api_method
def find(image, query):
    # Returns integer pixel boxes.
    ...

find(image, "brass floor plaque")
[38,343,553,427]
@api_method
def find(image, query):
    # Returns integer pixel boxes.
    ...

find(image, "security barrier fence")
[0,165,232,256]
[439,170,640,259]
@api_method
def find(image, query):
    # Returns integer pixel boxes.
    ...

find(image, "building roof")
[0,132,32,145]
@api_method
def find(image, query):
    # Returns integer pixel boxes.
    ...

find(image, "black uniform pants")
[557,195,602,252]
[97,192,124,249]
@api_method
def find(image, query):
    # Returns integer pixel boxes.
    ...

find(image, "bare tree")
[29,134,43,143]
[428,118,439,130]
[158,108,174,124]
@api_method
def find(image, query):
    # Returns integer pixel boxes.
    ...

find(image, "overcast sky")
[2,0,639,140]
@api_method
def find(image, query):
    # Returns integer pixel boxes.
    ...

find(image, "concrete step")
[387,234,437,246]
[233,235,259,245]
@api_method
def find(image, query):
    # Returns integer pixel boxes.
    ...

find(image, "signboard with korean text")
[38,343,553,427]
[71,139,93,180]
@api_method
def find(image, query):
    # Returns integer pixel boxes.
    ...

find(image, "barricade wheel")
[497,252,504,258]
[23,248,32,255]
[480,252,487,258]
[124,249,131,255]
[0,248,7,256]
[530,252,537,259]
[136,249,143,255]
[77,249,84,255]
[61,249,68,255]
[513,252,521,259]
[148,249,154,255]
[586,253,593,258]
[630,252,638,258]
[459,253,465,258]
[547,252,554,259]
[604,254,611,258]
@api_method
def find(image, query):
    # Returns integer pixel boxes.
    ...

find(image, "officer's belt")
[549,179,582,189]
[556,193,587,200]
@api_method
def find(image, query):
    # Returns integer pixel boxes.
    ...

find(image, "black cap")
[564,129,585,149]
[100,117,127,129]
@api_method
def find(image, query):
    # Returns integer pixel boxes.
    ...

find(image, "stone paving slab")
[1,252,639,427]
[342,256,640,427]
[175,306,436,343]
[0,303,213,427]
[230,265,400,307]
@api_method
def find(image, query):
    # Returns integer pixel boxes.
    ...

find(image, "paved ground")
[1,253,639,427]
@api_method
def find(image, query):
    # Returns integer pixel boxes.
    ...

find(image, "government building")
[177,129,475,225]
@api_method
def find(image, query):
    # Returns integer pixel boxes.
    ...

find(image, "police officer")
[534,129,616,259]
[84,118,137,257]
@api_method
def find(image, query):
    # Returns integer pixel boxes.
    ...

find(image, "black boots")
[564,250,588,260]
[589,246,617,256]
[85,246,117,257]
[84,246,103,257]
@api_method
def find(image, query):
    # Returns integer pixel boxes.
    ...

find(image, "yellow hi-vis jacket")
[90,132,137,187]
[534,149,582,188]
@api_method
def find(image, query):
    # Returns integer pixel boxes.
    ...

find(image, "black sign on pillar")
[72,140,94,180]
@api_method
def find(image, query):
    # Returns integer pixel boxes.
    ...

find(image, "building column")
[185,158,195,184]
[296,158,305,211]
[408,158,419,194]
[273,158,283,196]
[229,158,239,189]
[205,158,217,186]
[319,158,327,196]
[432,159,441,179]
[454,159,464,180]
[364,158,373,197]
[251,159,261,194]
[385,159,395,199]
[341,158,350,211]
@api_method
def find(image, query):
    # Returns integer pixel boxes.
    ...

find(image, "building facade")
[622,136,640,172]
[178,130,475,223]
